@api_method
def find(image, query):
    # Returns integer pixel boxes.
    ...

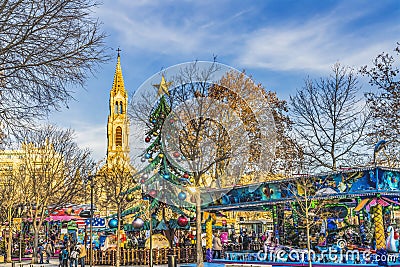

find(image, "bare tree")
[0,154,23,263]
[284,175,337,267]
[131,62,276,267]
[14,125,93,263]
[0,0,109,139]
[213,70,303,177]
[97,152,137,267]
[290,63,370,172]
[361,42,400,166]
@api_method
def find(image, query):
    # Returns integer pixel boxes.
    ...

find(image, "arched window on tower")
[120,101,123,114]
[115,101,119,114]
[116,126,122,146]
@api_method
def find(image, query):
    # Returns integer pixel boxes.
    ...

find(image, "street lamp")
[86,175,95,267]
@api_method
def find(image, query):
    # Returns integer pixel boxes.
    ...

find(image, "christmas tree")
[123,75,195,231]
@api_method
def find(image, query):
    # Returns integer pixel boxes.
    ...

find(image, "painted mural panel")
[204,167,400,209]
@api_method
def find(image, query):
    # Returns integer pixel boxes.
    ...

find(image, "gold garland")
[206,218,213,249]
[372,205,385,250]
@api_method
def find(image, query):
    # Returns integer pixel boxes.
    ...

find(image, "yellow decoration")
[145,234,170,249]
[158,153,164,158]
[153,75,172,96]
[373,205,386,249]
[206,219,213,250]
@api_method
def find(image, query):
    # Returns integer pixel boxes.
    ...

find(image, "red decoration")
[177,215,188,227]
[140,178,146,184]
[183,173,189,179]
[145,136,151,142]
[149,189,157,198]
[173,151,180,158]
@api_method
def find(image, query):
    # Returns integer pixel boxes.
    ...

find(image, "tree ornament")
[132,218,144,229]
[183,173,189,179]
[148,157,153,162]
[177,215,189,227]
[149,189,157,198]
[126,194,135,202]
[158,153,164,158]
[141,157,146,162]
[169,118,174,123]
[145,153,151,159]
[108,218,118,228]
[151,119,157,124]
[178,191,187,201]
[163,173,170,179]
[153,131,159,136]
[140,178,146,184]
[145,136,151,143]
[173,151,180,158]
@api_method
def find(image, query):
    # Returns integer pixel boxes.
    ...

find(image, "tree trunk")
[306,218,312,267]
[195,190,204,267]
[116,206,121,267]
[6,206,12,263]
[32,224,39,263]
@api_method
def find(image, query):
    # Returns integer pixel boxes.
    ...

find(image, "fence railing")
[86,246,197,265]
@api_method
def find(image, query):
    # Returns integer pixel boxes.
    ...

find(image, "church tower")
[107,52,130,163]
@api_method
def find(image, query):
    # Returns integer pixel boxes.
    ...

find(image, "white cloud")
[236,5,399,73]
[70,122,106,161]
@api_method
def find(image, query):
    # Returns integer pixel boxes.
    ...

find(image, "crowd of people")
[57,239,86,267]
[35,233,86,267]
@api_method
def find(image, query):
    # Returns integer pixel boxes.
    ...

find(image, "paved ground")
[2,259,225,267]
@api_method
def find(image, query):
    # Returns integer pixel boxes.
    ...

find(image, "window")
[116,127,122,146]
[120,101,123,114]
[115,101,118,114]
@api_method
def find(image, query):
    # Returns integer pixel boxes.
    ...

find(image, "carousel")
[203,166,400,267]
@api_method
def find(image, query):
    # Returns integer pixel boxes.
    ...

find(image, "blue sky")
[48,0,400,160]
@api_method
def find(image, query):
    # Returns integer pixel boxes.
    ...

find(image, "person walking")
[78,242,86,267]
[69,244,79,267]
[45,240,53,263]
[61,246,69,267]
[212,231,223,259]
[37,243,44,264]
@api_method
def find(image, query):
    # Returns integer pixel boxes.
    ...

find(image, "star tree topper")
[153,75,173,96]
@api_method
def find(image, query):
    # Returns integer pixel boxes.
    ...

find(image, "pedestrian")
[69,244,79,267]
[37,243,44,264]
[61,246,69,267]
[212,231,223,259]
[242,231,250,250]
[45,240,53,263]
[78,242,86,267]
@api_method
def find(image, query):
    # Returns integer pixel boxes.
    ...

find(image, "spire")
[111,49,126,95]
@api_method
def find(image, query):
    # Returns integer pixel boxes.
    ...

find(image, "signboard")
[145,234,170,249]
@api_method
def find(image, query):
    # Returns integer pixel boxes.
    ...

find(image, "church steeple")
[111,50,126,96]
[107,51,130,163]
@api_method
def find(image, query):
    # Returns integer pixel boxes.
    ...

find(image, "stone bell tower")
[107,51,130,163]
